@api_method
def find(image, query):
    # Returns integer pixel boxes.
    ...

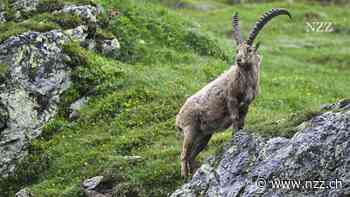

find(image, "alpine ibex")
[176,8,292,177]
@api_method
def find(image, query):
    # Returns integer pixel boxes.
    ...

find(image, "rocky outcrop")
[11,0,39,14]
[60,4,100,24]
[16,188,33,197]
[171,99,350,197]
[0,29,75,176]
[0,1,119,177]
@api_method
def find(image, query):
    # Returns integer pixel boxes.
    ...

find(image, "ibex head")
[233,8,292,67]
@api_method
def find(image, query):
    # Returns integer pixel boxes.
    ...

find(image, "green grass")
[0,63,9,82]
[1,0,350,196]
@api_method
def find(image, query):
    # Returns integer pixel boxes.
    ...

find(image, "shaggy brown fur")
[176,8,291,177]
[176,43,261,177]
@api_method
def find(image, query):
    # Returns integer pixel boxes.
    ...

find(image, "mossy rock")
[37,0,65,13]
[51,12,83,29]
[95,28,115,40]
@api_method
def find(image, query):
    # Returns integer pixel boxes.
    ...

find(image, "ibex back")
[176,8,292,177]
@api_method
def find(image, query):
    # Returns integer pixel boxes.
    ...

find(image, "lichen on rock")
[0,30,72,176]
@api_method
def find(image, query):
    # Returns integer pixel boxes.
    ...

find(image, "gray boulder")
[82,176,114,197]
[0,1,120,177]
[99,38,120,57]
[16,188,33,197]
[0,30,73,176]
[83,176,105,190]
[171,99,350,197]
[68,96,89,120]
[60,5,99,24]
[10,0,39,13]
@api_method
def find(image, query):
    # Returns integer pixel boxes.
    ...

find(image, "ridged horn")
[246,8,292,46]
[232,12,244,45]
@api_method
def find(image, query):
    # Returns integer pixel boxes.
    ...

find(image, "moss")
[21,20,59,32]
[95,28,115,40]
[0,17,59,43]
[0,22,27,43]
[50,13,83,29]
[0,5,86,43]
[1,0,17,21]
[96,11,111,29]
[37,0,65,13]
[62,42,88,67]
[0,63,9,83]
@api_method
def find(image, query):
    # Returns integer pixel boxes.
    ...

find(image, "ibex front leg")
[227,97,240,135]
[238,104,249,130]
[181,125,198,177]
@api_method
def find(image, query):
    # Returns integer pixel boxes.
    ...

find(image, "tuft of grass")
[50,13,83,29]
[95,28,116,40]
[247,109,323,138]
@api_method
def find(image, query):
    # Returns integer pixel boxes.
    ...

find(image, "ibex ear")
[254,42,261,52]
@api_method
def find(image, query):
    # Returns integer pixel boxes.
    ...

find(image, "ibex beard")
[176,8,292,177]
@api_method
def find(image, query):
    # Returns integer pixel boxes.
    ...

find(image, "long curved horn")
[246,8,292,46]
[232,12,244,45]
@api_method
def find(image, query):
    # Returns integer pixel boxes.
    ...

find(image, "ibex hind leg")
[188,134,212,176]
[181,125,199,177]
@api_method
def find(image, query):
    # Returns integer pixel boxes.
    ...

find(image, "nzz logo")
[306,22,334,32]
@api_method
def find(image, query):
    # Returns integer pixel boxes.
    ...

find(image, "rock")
[16,188,33,197]
[321,98,350,111]
[0,101,9,131]
[9,0,39,21]
[84,190,107,197]
[171,99,350,197]
[0,30,73,176]
[13,0,38,11]
[99,39,120,57]
[10,0,39,13]
[64,25,89,42]
[0,2,120,177]
[60,5,99,24]
[82,176,114,197]
[69,97,88,120]
[83,176,104,190]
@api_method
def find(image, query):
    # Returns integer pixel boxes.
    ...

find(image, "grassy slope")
[2,0,350,196]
